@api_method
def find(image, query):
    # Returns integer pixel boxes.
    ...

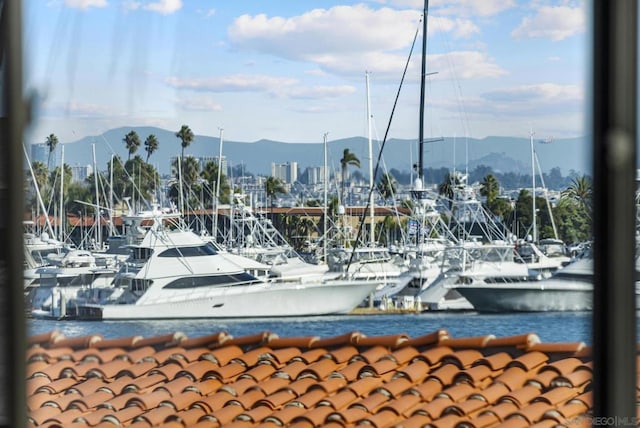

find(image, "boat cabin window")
[163,272,260,289]
[158,243,218,258]
[131,247,154,262]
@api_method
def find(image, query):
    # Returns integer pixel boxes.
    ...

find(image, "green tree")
[45,134,58,171]
[48,164,73,206]
[377,172,397,204]
[265,176,287,212]
[124,155,160,203]
[31,161,49,196]
[553,199,592,243]
[201,160,231,205]
[438,172,460,208]
[561,175,592,222]
[480,174,499,206]
[123,130,141,161]
[176,124,194,160]
[340,148,360,204]
[144,134,159,163]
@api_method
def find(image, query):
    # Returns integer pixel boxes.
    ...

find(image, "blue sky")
[24,0,586,147]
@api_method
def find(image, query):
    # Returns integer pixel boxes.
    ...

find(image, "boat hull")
[78,279,379,320]
[454,281,593,312]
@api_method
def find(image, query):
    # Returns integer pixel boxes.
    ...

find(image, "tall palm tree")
[438,172,458,208]
[144,134,159,163]
[561,175,593,220]
[123,130,141,161]
[376,172,397,204]
[45,133,58,170]
[265,176,286,216]
[176,124,194,160]
[480,174,500,206]
[201,160,230,205]
[340,148,360,204]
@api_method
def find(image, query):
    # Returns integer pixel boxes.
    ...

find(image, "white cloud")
[143,0,182,15]
[64,0,108,9]
[227,4,481,77]
[165,74,357,101]
[386,0,515,17]
[122,1,141,11]
[175,97,223,112]
[428,51,508,79]
[484,83,582,102]
[286,85,357,100]
[433,0,515,17]
[42,100,114,118]
[165,75,299,94]
[512,5,585,41]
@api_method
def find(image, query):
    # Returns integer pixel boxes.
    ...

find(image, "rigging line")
[371,116,407,244]
[345,15,423,272]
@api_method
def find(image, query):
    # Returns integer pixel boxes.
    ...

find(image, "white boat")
[23,226,69,289]
[449,252,591,312]
[327,245,411,304]
[452,252,640,312]
[76,206,379,320]
[422,241,564,311]
[28,249,120,318]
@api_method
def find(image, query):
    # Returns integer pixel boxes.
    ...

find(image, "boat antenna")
[418,0,429,181]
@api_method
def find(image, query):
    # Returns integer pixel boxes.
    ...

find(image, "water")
[27,311,596,344]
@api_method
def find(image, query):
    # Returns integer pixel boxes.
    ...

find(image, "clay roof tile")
[310,331,362,349]
[355,334,410,349]
[324,346,359,364]
[179,331,230,349]
[507,352,549,372]
[132,332,187,349]
[393,359,430,384]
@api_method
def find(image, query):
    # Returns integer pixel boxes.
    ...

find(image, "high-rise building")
[271,161,298,184]
[30,143,48,165]
[70,164,93,182]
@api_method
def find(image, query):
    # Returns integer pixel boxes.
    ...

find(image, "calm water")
[27,312,600,344]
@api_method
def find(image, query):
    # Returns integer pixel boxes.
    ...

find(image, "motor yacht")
[76,205,379,319]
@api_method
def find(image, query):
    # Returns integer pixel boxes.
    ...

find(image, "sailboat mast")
[530,129,537,242]
[366,71,375,246]
[418,0,429,180]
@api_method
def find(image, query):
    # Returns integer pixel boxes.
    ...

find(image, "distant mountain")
[37,126,590,178]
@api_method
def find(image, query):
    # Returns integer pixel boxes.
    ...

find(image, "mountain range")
[34,126,591,178]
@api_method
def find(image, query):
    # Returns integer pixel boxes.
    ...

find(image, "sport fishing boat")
[77,205,379,320]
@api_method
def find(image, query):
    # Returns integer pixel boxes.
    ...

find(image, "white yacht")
[423,241,565,311]
[23,225,69,289]
[452,255,593,312]
[76,206,379,320]
[28,249,120,318]
[452,251,640,312]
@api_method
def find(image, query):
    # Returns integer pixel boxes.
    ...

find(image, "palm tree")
[376,172,397,204]
[561,175,593,220]
[480,174,500,206]
[176,124,194,160]
[438,172,458,208]
[201,160,230,205]
[31,161,49,196]
[265,176,287,216]
[123,130,141,161]
[144,134,159,163]
[45,133,58,170]
[340,148,360,204]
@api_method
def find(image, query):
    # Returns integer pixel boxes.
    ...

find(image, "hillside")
[32,126,591,177]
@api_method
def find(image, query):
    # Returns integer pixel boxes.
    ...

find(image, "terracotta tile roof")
[25,329,614,428]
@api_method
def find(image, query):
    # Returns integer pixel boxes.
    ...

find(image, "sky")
[23,0,587,147]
